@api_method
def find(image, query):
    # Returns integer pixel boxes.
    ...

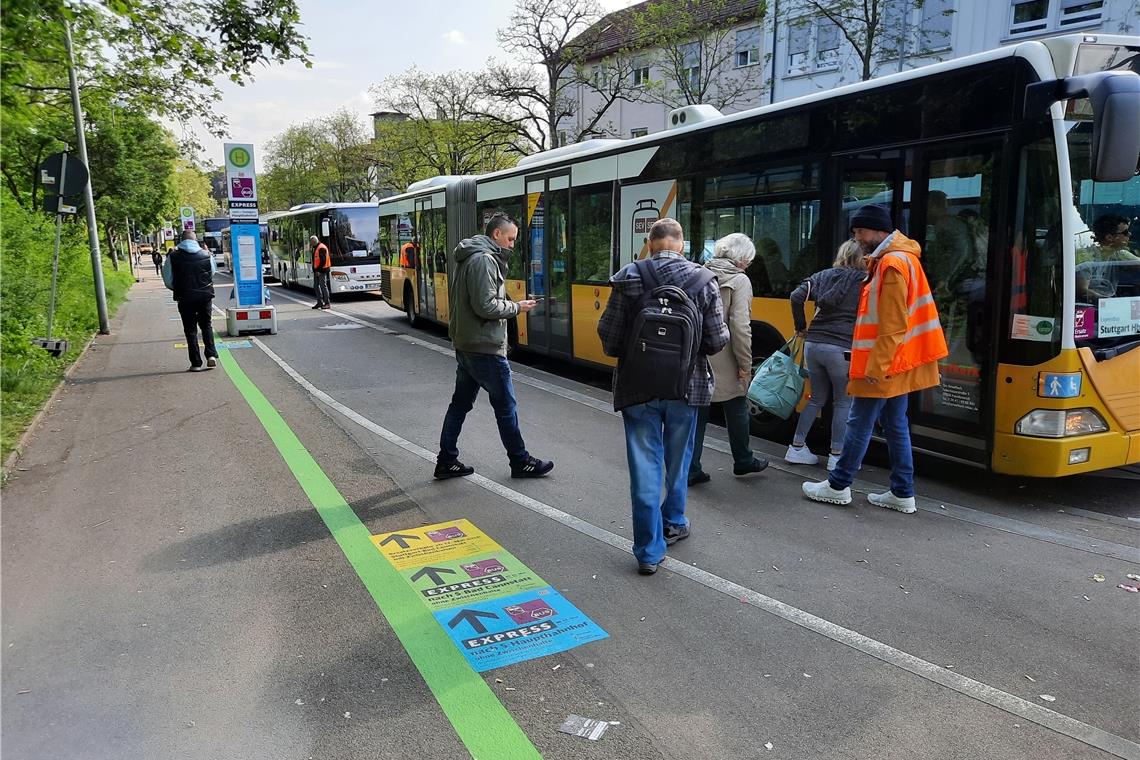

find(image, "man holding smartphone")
[434,213,554,480]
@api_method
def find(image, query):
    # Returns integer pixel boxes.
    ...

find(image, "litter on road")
[558,714,610,741]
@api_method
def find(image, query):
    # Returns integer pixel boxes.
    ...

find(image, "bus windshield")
[330,207,380,264]
[1066,116,1140,354]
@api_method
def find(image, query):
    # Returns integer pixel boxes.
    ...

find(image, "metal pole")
[769,0,779,104]
[47,213,63,341]
[125,216,138,281]
[64,18,110,334]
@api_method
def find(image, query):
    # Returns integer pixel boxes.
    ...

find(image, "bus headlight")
[1015,408,1108,438]
[331,271,349,281]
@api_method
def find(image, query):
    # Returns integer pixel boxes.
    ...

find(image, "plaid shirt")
[598,252,729,410]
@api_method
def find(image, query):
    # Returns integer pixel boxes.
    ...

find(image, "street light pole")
[64,18,110,334]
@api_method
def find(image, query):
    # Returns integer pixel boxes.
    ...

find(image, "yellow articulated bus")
[380,33,1140,478]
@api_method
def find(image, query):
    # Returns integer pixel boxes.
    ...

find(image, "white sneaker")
[785,445,819,465]
[206,356,218,368]
[867,491,916,514]
[802,480,852,505]
[827,453,840,471]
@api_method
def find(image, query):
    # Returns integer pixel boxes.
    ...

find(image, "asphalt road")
[2,273,1137,760]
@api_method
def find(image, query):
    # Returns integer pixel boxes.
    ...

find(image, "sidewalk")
[0,277,485,759]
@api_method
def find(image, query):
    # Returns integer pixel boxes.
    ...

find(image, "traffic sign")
[39,152,89,197]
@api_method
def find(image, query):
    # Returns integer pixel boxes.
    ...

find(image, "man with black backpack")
[598,218,729,575]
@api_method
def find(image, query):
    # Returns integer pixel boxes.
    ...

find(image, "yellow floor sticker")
[372,518,502,570]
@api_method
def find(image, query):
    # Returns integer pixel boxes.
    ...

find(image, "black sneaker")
[311,303,322,309]
[664,523,690,546]
[434,460,474,479]
[733,458,769,477]
[637,562,658,575]
[687,470,711,487]
[510,456,553,478]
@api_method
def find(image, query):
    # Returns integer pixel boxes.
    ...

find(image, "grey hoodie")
[449,235,519,356]
[790,266,864,348]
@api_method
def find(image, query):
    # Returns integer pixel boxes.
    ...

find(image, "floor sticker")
[372,519,503,570]
[374,519,607,672]
[435,587,608,673]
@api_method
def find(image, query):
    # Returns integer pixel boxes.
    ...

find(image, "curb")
[2,332,99,481]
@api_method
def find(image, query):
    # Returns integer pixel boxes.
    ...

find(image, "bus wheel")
[404,286,419,327]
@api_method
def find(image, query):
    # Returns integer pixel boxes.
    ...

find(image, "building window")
[557,130,568,147]
[1008,0,1102,37]
[787,20,811,72]
[632,64,651,85]
[735,27,761,67]
[918,0,954,52]
[630,127,649,138]
[815,19,841,65]
[590,67,601,89]
[681,42,701,90]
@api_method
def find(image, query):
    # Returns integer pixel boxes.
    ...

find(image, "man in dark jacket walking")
[434,213,553,480]
[598,218,729,575]
[164,230,218,372]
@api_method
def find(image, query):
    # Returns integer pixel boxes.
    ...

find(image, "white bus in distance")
[265,203,382,297]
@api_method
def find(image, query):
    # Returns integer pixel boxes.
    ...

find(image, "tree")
[320,109,376,203]
[630,0,767,110]
[792,0,951,82]
[478,0,642,152]
[371,68,521,189]
[260,122,327,211]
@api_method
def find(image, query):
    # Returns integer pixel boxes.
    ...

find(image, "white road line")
[247,335,1138,760]
[259,286,1140,565]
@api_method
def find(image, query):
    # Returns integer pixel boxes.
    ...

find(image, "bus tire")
[404,284,419,327]
[746,321,798,442]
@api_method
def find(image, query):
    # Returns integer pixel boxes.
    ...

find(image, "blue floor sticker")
[433,586,608,672]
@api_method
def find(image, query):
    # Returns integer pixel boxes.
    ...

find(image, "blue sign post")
[223,142,276,335]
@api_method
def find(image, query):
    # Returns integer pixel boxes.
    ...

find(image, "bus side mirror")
[1025,71,1140,182]
[320,219,331,238]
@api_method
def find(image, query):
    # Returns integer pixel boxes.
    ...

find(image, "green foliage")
[0,187,133,459]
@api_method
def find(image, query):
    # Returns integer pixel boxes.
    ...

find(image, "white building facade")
[558,0,1139,142]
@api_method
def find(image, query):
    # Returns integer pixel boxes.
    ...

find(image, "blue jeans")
[792,342,853,453]
[621,399,698,564]
[438,351,529,465]
[828,394,915,498]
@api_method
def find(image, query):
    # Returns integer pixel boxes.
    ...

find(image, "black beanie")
[850,204,893,233]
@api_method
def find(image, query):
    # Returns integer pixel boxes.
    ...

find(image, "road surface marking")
[248,335,1140,760]
[253,285,1140,565]
[214,340,541,760]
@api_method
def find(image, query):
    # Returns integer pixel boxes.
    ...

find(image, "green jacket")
[449,235,519,356]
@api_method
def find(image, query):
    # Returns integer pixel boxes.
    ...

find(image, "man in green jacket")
[434,213,553,480]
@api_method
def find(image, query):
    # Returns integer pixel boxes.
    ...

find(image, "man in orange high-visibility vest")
[310,235,332,310]
[803,204,948,513]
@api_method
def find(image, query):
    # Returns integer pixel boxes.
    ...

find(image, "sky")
[191,0,638,168]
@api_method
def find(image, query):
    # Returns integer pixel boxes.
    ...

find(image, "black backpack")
[617,258,716,403]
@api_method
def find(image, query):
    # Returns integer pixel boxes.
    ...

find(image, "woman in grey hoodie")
[785,239,865,471]
[688,233,769,486]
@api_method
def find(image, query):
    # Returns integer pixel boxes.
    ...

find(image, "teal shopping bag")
[747,336,808,419]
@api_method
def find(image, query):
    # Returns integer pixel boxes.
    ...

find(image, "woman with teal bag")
[784,239,865,471]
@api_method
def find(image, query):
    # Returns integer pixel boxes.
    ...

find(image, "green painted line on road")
[216,343,541,760]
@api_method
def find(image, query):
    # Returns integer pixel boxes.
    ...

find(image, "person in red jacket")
[310,235,331,310]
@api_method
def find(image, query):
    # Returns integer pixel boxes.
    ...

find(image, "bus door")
[906,140,1003,462]
[524,174,572,357]
[836,153,908,243]
[414,197,435,319]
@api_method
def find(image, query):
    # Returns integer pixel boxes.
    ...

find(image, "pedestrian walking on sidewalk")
[784,238,866,472]
[688,233,768,487]
[599,218,729,575]
[310,235,332,310]
[433,213,553,481]
[802,204,948,513]
[151,249,162,276]
[163,230,219,372]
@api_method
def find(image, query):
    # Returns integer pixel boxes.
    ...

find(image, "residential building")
[558,0,1139,141]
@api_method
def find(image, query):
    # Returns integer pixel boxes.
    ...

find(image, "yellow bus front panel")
[506,279,528,345]
[991,348,1139,477]
[434,273,449,324]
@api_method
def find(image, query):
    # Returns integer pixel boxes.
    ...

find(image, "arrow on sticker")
[378,533,421,549]
[447,609,500,635]
[410,566,457,585]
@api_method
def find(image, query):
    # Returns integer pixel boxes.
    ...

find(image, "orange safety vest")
[313,242,330,270]
[850,235,948,379]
